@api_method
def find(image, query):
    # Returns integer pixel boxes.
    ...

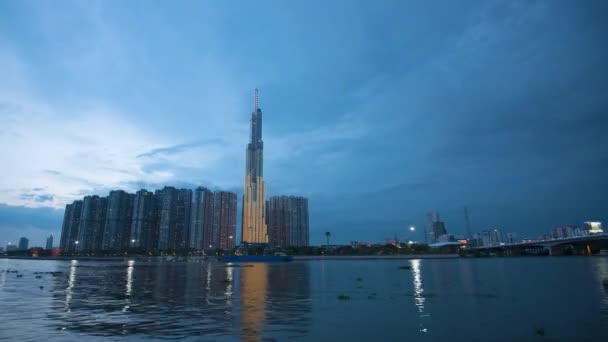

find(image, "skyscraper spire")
[242,88,268,244]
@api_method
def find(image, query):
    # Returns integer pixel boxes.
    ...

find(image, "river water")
[1,257,607,341]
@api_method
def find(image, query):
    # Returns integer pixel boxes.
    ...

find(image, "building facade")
[102,190,135,250]
[157,187,192,250]
[130,189,159,250]
[213,191,237,250]
[242,88,268,244]
[190,186,214,250]
[59,200,82,252]
[45,234,54,250]
[268,196,310,247]
[77,195,108,251]
[18,237,29,250]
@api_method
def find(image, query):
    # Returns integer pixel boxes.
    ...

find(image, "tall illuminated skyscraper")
[242,88,268,243]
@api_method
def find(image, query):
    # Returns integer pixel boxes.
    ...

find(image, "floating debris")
[39,286,44,290]
[337,294,351,300]
[35,275,42,279]
[16,274,23,278]
[534,327,545,337]
[356,277,363,282]
[398,265,412,270]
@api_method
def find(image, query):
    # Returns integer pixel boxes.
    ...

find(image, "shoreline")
[0,254,460,262]
[293,254,459,260]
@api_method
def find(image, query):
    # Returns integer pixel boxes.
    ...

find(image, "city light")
[410,226,415,231]
[75,241,79,245]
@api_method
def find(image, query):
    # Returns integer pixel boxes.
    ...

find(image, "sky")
[1,0,607,247]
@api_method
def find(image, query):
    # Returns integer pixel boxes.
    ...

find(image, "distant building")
[60,200,83,252]
[551,226,576,239]
[77,195,108,251]
[190,186,214,250]
[6,244,17,252]
[130,189,159,250]
[18,237,29,250]
[475,229,506,246]
[0,247,3,253]
[45,234,54,250]
[437,234,455,243]
[267,196,309,247]
[157,187,192,250]
[102,190,135,250]
[585,221,603,234]
[506,232,517,244]
[429,212,447,243]
[213,191,237,250]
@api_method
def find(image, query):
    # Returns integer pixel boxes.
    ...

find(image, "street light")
[409,226,415,232]
[131,239,136,243]
[75,241,79,245]
[229,235,233,239]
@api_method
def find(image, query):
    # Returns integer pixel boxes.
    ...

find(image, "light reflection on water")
[410,259,428,333]
[1,257,608,341]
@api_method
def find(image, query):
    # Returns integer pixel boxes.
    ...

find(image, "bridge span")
[471,234,608,256]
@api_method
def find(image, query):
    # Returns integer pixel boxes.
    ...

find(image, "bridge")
[471,234,608,256]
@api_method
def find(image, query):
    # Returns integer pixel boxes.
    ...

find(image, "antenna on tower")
[464,206,472,239]
[254,88,259,111]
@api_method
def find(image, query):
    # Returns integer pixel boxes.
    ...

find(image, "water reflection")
[410,259,428,333]
[50,259,236,337]
[240,264,268,342]
[45,259,311,339]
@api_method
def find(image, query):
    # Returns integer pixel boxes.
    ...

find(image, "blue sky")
[1,0,607,247]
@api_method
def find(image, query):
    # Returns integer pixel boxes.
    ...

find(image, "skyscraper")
[45,234,54,250]
[429,212,447,243]
[77,195,107,251]
[157,187,192,250]
[214,191,237,250]
[242,88,268,244]
[268,196,310,247]
[59,200,82,252]
[130,189,159,250]
[102,190,135,250]
[190,186,214,250]
[18,237,29,250]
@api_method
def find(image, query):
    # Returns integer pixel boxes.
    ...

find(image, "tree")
[325,231,331,246]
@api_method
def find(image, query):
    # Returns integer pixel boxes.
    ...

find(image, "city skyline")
[1,1,608,247]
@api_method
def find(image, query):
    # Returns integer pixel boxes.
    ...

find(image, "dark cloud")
[136,140,222,159]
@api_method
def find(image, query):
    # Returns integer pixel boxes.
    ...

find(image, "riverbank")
[1,254,460,262]
[293,254,459,260]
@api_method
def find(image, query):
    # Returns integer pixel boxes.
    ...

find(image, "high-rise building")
[268,196,310,247]
[585,221,603,234]
[242,88,268,244]
[130,189,159,250]
[45,234,54,250]
[60,200,82,252]
[190,186,214,250]
[157,187,192,250]
[77,195,107,251]
[213,191,237,250]
[429,212,447,243]
[102,190,135,250]
[18,237,29,250]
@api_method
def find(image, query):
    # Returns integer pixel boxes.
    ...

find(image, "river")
[1,257,607,341]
